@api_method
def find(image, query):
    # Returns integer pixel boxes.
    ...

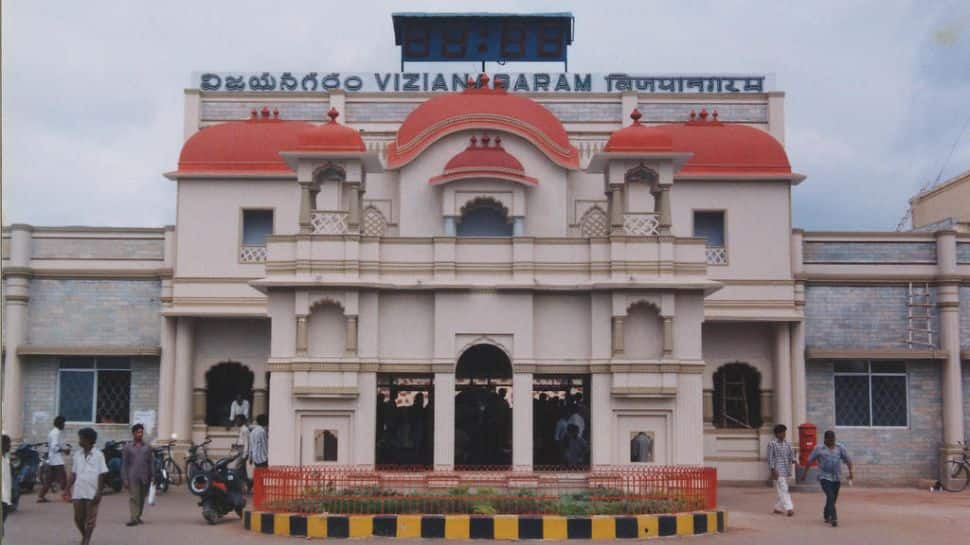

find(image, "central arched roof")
[385,75,579,170]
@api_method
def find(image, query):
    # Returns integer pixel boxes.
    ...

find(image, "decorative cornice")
[292,386,359,399]
[805,348,947,360]
[611,386,677,398]
[17,345,161,356]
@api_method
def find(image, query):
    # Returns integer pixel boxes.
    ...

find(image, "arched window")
[205,362,254,427]
[579,206,608,237]
[712,362,762,428]
[457,200,513,237]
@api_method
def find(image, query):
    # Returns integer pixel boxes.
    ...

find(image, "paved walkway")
[3,485,969,544]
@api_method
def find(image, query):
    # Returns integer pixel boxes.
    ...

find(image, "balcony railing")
[311,210,349,235]
[706,246,727,265]
[623,213,660,236]
[239,245,267,263]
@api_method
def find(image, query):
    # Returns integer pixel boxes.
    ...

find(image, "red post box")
[798,422,817,467]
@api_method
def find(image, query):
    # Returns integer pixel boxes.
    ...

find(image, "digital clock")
[392,13,574,70]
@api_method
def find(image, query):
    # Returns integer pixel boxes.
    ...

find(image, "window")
[376,374,434,468]
[712,362,762,428]
[314,430,338,462]
[242,209,274,245]
[58,357,131,423]
[834,360,908,427]
[693,211,727,265]
[532,375,591,468]
[457,201,513,237]
[630,431,655,463]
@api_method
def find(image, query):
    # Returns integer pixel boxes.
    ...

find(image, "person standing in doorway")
[121,424,154,526]
[767,424,796,516]
[249,415,268,469]
[229,394,250,427]
[2,435,12,523]
[807,430,853,527]
[38,415,70,502]
[63,428,107,545]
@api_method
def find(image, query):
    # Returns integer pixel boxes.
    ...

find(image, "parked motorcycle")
[102,440,126,493]
[188,450,246,524]
[9,442,43,511]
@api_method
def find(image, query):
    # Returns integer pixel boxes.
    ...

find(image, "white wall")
[193,318,270,387]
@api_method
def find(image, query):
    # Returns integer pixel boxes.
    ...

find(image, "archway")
[205,362,254,427]
[454,344,513,468]
[712,362,762,428]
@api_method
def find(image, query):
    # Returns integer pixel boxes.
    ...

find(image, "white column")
[2,293,28,441]
[268,370,295,464]
[512,217,525,236]
[433,372,455,470]
[790,321,807,428]
[171,317,195,443]
[2,225,32,442]
[773,323,793,432]
[936,231,964,453]
[356,372,377,466]
[443,216,456,236]
[512,372,533,469]
[156,316,177,441]
[590,373,612,466]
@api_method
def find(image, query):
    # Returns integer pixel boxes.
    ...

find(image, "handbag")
[147,482,157,506]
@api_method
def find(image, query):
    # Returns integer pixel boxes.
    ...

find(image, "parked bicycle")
[153,440,182,491]
[941,441,970,492]
[186,437,215,481]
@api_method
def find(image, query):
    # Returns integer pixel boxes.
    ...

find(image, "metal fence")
[252,465,716,515]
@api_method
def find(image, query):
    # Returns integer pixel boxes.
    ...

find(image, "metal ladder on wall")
[906,282,935,348]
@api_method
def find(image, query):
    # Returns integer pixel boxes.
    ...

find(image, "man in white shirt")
[229,394,250,426]
[249,414,268,468]
[63,428,107,545]
[38,415,70,502]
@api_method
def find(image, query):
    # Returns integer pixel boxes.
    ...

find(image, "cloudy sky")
[2,1,969,230]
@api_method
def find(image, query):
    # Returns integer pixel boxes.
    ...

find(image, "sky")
[2,1,969,230]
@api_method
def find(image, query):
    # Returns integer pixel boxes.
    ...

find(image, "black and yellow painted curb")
[243,510,727,539]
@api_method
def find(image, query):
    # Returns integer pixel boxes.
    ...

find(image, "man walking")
[37,415,69,502]
[63,428,107,545]
[807,430,853,527]
[767,424,796,516]
[121,423,154,526]
[249,415,268,468]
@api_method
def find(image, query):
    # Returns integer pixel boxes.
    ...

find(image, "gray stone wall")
[962,286,970,349]
[638,102,767,123]
[26,279,161,347]
[805,285,941,349]
[544,103,622,122]
[345,102,418,123]
[31,238,164,260]
[20,356,160,444]
[806,360,942,485]
[803,242,937,263]
[957,243,970,264]
[964,362,970,445]
[201,101,329,122]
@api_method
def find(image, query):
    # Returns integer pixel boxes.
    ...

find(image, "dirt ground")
[3,485,969,545]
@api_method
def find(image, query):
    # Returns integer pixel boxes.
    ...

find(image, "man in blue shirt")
[807,430,854,527]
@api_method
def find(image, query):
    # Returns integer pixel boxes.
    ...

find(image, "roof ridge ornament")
[629,108,643,125]
[327,107,340,124]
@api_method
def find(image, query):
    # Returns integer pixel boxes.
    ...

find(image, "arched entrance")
[454,344,513,468]
[205,362,254,427]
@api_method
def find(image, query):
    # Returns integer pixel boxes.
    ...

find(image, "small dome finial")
[481,134,491,147]
[272,108,280,119]
[699,108,709,121]
[711,109,719,121]
[630,108,643,124]
[494,135,502,147]
[478,73,490,87]
[250,109,258,119]
[261,106,270,118]
[469,135,478,148]
[327,107,339,123]
[689,110,696,121]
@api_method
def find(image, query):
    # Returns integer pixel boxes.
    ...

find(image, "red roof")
[603,109,673,153]
[429,135,538,186]
[658,109,792,176]
[293,108,366,152]
[177,107,313,174]
[386,74,579,170]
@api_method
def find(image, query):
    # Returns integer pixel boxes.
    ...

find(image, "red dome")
[294,108,365,152]
[177,107,313,174]
[603,109,673,152]
[430,135,538,186]
[387,74,579,170]
[657,110,792,176]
